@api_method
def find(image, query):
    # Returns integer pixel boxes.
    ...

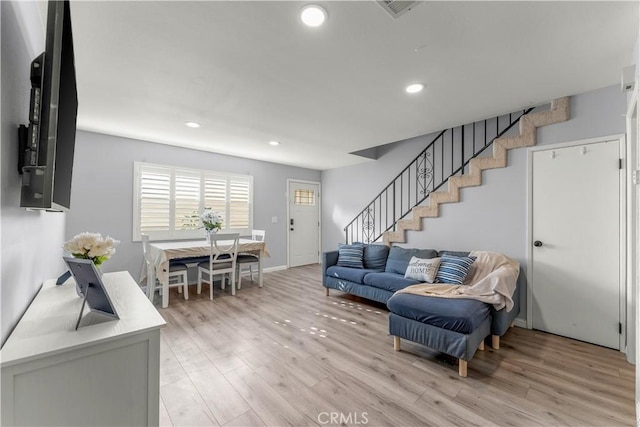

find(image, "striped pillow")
[436,254,476,285]
[337,244,365,269]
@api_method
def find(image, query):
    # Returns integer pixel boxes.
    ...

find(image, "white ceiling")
[59,1,637,170]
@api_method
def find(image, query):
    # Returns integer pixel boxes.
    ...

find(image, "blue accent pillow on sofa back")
[363,244,390,271]
[385,247,438,275]
[337,244,365,269]
[436,254,476,285]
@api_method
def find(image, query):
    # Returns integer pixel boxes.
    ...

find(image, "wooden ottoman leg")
[478,340,485,351]
[393,336,401,351]
[492,335,500,350]
[325,287,330,296]
[458,360,468,377]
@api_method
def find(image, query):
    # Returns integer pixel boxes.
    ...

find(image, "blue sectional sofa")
[322,244,522,376]
[323,245,436,302]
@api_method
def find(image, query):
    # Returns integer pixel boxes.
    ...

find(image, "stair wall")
[321,84,627,322]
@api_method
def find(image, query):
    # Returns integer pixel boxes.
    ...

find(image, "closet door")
[531,139,621,349]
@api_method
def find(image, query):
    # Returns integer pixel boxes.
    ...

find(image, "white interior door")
[531,140,621,349]
[288,181,320,267]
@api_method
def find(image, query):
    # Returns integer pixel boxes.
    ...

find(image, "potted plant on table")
[200,209,223,242]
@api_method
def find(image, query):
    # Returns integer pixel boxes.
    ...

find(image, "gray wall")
[1,1,67,345]
[321,85,627,321]
[67,131,321,279]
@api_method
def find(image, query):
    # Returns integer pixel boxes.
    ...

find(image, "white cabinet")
[1,271,166,426]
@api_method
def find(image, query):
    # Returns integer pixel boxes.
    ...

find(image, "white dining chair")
[142,234,189,308]
[197,233,239,298]
[236,229,265,289]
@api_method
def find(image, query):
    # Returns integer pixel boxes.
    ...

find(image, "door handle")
[290,228,294,231]
[534,240,543,247]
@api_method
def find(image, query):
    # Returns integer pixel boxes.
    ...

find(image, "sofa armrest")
[322,250,339,286]
[491,266,523,336]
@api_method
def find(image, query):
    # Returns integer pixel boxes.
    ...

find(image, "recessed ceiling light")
[185,121,201,128]
[269,140,281,146]
[405,83,424,94]
[301,5,327,27]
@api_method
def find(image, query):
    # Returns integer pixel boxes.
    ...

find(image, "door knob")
[534,240,543,247]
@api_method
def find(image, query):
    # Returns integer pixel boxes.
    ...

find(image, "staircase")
[344,98,570,245]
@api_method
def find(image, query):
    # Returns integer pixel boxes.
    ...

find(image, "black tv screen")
[20,0,77,211]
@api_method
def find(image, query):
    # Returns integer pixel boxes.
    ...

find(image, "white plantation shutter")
[229,175,251,229]
[134,162,253,240]
[204,173,228,227]
[138,165,171,235]
[174,169,201,231]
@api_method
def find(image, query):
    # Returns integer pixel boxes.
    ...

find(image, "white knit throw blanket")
[396,250,519,311]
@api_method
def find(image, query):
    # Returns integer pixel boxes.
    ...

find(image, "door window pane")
[294,189,315,205]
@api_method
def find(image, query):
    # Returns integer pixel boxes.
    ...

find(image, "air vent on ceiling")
[377,1,421,19]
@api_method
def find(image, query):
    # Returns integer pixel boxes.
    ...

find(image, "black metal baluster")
[473,122,476,157]
[484,119,487,147]
[461,124,465,175]
[441,134,444,184]
[400,174,403,219]
[377,194,381,242]
[414,161,420,206]
[392,181,396,231]
[450,129,454,177]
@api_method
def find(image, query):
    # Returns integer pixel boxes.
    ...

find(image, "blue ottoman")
[387,292,492,377]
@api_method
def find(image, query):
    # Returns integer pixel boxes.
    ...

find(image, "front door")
[531,139,621,349]
[288,181,320,267]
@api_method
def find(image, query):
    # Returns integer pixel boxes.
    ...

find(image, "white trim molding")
[263,265,288,273]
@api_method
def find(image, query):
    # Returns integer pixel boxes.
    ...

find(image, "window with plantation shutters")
[229,176,251,229]
[138,165,171,234]
[175,169,201,232]
[133,162,253,240]
[204,173,227,227]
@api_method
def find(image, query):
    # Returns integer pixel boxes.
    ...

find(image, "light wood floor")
[155,264,635,427]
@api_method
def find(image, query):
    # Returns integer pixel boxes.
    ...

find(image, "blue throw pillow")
[337,244,364,269]
[363,244,390,270]
[436,254,477,285]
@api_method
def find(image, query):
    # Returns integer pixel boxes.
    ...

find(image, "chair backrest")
[141,233,152,265]
[141,234,156,293]
[210,233,240,266]
[252,230,266,242]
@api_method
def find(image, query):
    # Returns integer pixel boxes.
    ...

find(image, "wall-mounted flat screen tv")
[20,0,78,211]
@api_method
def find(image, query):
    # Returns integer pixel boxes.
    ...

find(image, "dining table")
[145,238,270,292]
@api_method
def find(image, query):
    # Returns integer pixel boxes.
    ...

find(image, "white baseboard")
[513,318,528,329]
[263,265,288,273]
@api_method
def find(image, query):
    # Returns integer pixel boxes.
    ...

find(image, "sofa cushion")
[385,247,438,275]
[387,293,490,334]
[363,272,420,293]
[436,254,477,285]
[326,266,378,284]
[363,244,390,271]
[438,250,470,258]
[337,244,364,269]
[404,256,441,283]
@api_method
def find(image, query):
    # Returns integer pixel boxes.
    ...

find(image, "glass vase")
[205,229,218,243]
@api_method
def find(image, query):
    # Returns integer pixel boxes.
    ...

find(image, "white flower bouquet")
[63,232,119,267]
[200,209,223,231]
